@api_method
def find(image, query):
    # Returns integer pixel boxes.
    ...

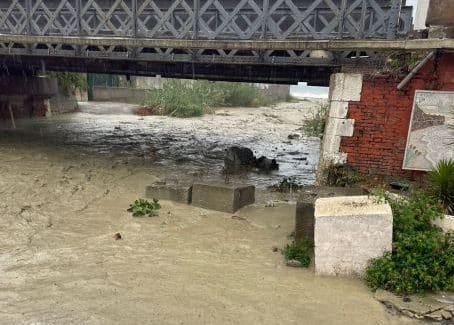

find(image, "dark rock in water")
[224,146,256,171]
[256,156,279,171]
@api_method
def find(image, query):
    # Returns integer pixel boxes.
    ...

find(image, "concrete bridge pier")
[0,76,58,123]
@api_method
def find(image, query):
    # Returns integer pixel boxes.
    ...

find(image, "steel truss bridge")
[0,0,415,84]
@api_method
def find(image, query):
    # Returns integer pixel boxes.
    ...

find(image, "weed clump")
[269,177,303,193]
[127,198,161,217]
[366,191,454,294]
[144,80,264,117]
[283,238,313,267]
[428,159,454,214]
[326,164,364,187]
[302,104,328,138]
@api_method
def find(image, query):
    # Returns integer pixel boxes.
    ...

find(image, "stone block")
[295,187,366,244]
[433,214,454,233]
[329,74,363,102]
[329,101,349,119]
[145,180,192,204]
[191,183,255,213]
[314,196,392,277]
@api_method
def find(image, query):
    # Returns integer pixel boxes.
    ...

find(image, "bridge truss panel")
[0,0,27,35]
[0,0,412,40]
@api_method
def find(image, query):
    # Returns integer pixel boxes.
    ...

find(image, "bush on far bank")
[143,79,266,117]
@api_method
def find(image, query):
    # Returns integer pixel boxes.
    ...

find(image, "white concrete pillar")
[320,73,362,166]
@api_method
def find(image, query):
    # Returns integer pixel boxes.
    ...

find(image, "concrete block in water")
[314,196,392,277]
[295,187,365,244]
[192,183,255,213]
[145,181,192,204]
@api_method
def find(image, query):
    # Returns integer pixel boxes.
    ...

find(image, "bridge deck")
[0,0,419,84]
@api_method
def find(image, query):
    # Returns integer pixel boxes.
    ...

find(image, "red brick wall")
[340,53,454,178]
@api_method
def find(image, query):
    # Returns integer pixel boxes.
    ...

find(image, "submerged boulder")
[224,146,279,173]
[256,156,279,171]
[224,146,256,171]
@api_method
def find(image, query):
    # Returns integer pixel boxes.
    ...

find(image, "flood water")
[0,100,418,325]
[0,101,322,187]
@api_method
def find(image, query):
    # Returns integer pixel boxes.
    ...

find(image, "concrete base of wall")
[314,196,392,277]
[92,87,148,104]
[0,76,58,120]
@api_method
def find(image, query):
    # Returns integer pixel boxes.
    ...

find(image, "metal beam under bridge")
[0,0,415,84]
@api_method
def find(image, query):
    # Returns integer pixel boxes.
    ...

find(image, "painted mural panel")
[403,90,454,171]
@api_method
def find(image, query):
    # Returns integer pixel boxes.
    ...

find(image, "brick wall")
[340,53,454,178]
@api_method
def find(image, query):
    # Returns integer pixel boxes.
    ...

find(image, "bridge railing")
[0,0,412,40]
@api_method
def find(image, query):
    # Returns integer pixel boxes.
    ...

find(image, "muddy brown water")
[0,102,417,324]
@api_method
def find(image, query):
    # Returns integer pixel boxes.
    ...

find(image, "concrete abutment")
[0,76,58,122]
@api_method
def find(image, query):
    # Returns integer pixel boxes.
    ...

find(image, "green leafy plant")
[428,159,454,214]
[302,104,328,138]
[269,177,303,193]
[48,72,87,95]
[127,198,161,217]
[326,164,364,187]
[365,192,454,294]
[219,82,261,107]
[283,238,313,267]
[144,80,265,118]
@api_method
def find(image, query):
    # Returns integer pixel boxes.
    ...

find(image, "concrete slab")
[192,183,255,213]
[145,180,192,204]
[433,214,454,233]
[329,74,363,102]
[314,196,392,277]
[295,187,366,244]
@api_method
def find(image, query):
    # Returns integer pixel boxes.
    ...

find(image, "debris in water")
[231,215,247,221]
[286,259,303,267]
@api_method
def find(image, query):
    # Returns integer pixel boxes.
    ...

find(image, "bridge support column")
[317,73,362,184]
[0,76,57,121]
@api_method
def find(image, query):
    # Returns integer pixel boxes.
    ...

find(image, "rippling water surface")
[0,101,321,187]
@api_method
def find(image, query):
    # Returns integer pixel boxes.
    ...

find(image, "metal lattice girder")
[0,0,412,40]
[198,0,265,40]
[30,0,78,36]
[137,0,194,39]
[80,0,134,36]
[0,0,27,34]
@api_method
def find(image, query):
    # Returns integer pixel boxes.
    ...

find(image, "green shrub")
[127,198,161,217]
[269,177,303,193]
[283,238,313,267]
[302,104,328,138]
[144,80,224,117]
[365,192,454,294]
[144,80,264,117]
[219,82,261,107]
[428,159,454,214]
[326,164,364,187]
[48,72,87,95]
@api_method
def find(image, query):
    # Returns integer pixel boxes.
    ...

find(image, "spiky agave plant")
[428,159,454,214]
